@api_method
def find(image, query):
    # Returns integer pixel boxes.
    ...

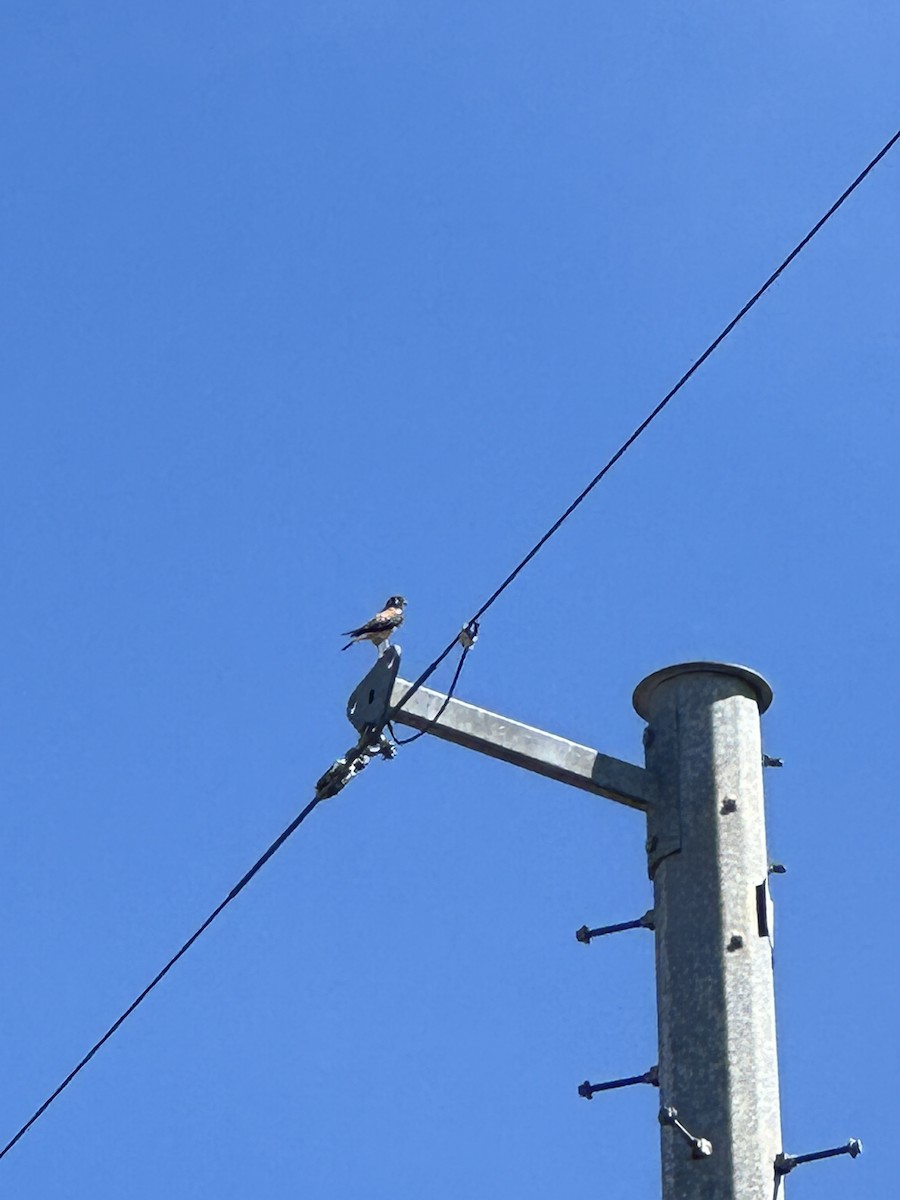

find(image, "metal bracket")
[659,1106,713,1159]
[576,910,655,943]
[578,1066,658,1098]
[347,646,401,735]
[775,1138,862,1176]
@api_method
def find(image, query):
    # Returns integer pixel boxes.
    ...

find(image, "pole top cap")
[633,661,773,720]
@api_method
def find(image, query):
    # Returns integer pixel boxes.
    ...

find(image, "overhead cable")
[0,732,395,1163]
[390,126,900,721]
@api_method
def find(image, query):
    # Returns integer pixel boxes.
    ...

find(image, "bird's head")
[385,595,406,610]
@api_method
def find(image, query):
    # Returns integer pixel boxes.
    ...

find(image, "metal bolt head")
[575,925,591,944]
[727,934,744,952]
[847,1138,863,1158]
[577,1081,594,1100]
[692,1137,713,1159]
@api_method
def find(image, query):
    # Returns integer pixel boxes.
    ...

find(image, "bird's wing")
[341,607,402,638]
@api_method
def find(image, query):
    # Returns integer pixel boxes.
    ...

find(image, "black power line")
[389,126,900,722]
[0,795,323,1163]
[389,641,471,745]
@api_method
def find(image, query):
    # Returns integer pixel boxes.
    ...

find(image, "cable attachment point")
[388,641,473,747]
[576,909,655,944]
[578,1065,658,1099]
[315,731,394,800]
[775,1138,862,1177]
[375,736,397,760]
[314,758,354,800]
[659,1106,713,1159]
[457,620,480,650]
[763,754,784,768]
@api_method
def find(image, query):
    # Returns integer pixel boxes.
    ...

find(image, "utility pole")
[633,663,780,1200]
[347,654,859,1198]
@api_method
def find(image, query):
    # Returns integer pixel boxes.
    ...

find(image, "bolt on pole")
[633,663,782,1200]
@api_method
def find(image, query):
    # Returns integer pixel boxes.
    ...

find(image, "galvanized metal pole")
[633,663,783,1200]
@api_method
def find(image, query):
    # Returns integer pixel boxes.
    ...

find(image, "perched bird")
[341,596,406,652]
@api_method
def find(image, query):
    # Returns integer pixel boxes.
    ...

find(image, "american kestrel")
[341,595,406,652]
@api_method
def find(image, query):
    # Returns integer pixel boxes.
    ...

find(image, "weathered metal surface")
[634,661,773,718]
[634,662,782,1200]
[389,678,657,810]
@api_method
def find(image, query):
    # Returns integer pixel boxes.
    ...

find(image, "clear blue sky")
[2,3,898,1197]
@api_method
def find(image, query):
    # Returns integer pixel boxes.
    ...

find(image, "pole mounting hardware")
[659,1106,713,1159]
[347,646,402,735]
[763,754,783,768]
[314,729,395,800]
[775,1138,862,1176]
[578,1065,658,1099]
[576,910,655,943]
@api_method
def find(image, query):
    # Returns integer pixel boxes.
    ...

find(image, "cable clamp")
[315,758,353,800]
[315,731,395,799]
[458,620,480,650]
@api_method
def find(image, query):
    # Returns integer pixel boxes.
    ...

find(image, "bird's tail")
[340,639,355,651]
